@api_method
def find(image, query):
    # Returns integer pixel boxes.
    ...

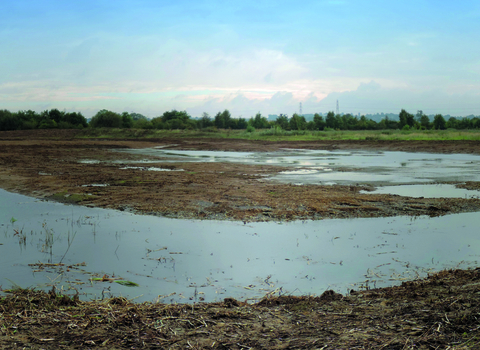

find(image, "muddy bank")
[2,130,480,349]
[1,268,480,349]
[1,130,480,221]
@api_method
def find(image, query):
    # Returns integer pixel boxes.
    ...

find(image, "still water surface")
[118,148,480,188]
[1,189,479,303]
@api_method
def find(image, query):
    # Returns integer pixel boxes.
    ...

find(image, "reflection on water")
[119,166,184,172]
[117,148,480,187]
[363,184,480,199]
[1,189,479,303]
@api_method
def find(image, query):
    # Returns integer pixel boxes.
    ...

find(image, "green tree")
[0,109,21,130]
[471,117,480,129]
[457,117,472,129]
[63,112,88,128]
[325,111,338,129]
[313,113,326,130]
[433,114,446,130]
[90,109,123,128]
[16,110,39,129]
[419,114,430,129]
[150,117,165,129]
[341,114,358,130]
[121,112,134,128]
[161,110,190,123]
[48,109,63,123]
[134,118,154,129]
[250,113,269,129]
[446,117,458,129]
[237,117,248,129]
[357,115,368,130]
[214,110,232,129]
[289,113,306,130]
[275,114,289,130]
[130,113,148,121]
[399,109,415,129]
[198,112,213,128]
[157,110,194,129]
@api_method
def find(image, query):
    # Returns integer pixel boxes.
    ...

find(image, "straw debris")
[2,268,480,349]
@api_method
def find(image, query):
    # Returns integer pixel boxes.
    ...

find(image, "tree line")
[1,108,480,132]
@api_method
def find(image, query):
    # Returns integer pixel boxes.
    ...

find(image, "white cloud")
[2,29,480,118]
[183,81,480,118]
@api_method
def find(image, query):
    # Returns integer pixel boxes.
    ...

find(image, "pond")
[117,148,480,192]
[1,189,479,303]
[363,184,480,199]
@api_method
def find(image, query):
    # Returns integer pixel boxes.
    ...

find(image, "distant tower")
[336,100,340,115]
[299,102,303,116]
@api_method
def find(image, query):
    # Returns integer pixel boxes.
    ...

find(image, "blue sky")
[1,0,479,118]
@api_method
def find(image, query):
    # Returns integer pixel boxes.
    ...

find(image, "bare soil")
[1,129,480,222]
[1,129,480,349]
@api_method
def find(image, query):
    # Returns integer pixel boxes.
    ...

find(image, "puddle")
[119,166,184,172]
[362,184,480,199]
[78,159,101,164]
[1,189,479,303]
[81,184,109,187]
[117,148,480,186]
[278,168,332,175]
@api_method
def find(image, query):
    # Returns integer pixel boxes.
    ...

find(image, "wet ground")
[1,130,480,222]
[120,147,480,186]
[2,268,480,349]
[2,130,480,349]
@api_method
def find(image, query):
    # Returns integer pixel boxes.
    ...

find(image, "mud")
[1,268,480,349]
[1,129,480,222]
[2,130,480,349]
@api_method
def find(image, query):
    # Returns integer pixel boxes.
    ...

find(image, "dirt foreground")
[2,130,480,349]
[1,268,480,349]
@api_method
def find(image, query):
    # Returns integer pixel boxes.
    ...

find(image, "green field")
[74,127,480,142]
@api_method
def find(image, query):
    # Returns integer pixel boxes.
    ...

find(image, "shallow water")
[1,189,479,303]
[363,184,480,199]
[118,148,480,188]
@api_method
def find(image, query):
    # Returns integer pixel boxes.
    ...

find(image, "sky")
[1,0,480,118]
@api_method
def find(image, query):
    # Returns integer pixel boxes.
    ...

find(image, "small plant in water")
[13,227,26,245]
[115,280,139,287]
[40,221,56,261]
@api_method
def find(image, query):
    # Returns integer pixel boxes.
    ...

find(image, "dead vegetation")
[1,269,480,349]
[0,132,480,222]
[2,130,480,348]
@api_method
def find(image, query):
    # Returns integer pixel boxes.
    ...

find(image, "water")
[117,148,480,187]
[363,184,480,199]
[1,189,479,303]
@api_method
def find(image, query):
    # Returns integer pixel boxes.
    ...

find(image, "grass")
[72,127,480,142]
[49,191,96,204]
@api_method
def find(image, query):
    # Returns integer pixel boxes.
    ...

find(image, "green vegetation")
[115,280,139,287]
[91,277,139,287]
[2,108,480,133]
[49,192,95,204]
[65,127,480,141]
[0,108,87,130]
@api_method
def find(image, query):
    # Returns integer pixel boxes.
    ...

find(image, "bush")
[246,125,255,133]
[90,110,123,128]
[21,120,38,130]
[133,119,154,129]
[39,119,58,129]
[57,121,84,129]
